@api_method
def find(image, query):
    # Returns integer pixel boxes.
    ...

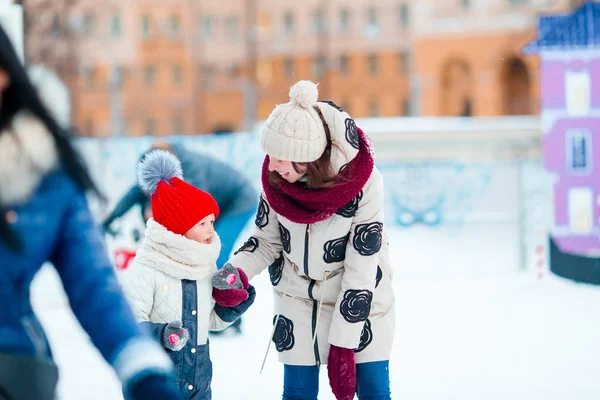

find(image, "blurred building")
[21,0,583,136]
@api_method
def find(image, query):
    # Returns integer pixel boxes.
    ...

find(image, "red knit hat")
[137,149,220,235]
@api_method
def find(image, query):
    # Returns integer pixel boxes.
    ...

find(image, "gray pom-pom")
[137,149,183,195]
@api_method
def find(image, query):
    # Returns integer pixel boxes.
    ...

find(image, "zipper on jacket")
[305,224,320,366]
[308,280,321,367]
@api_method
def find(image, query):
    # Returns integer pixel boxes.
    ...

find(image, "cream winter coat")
[122,219,232,345]
[229,101,395,366]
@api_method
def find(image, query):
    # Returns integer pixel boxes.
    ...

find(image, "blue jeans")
[215,208,255,269]
[283,361,391,400]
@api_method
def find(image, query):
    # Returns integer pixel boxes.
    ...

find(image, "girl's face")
[268,157,306,183]
[185,213,216,244]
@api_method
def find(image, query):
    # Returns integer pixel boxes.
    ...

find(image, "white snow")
[31,225,600,400]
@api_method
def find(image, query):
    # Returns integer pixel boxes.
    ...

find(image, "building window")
[141,15,151,38]
[144,65,155,86]
[339,54,350,75]
[145,118,155,136]
[110,66,124,88]
[314,55,326,78]
[367,6,378,28]
[368,54,378,75]
[201,16,213,39]
[399,4,409,28]
[508,0,529,5]
[566,129,593,174]
[312,8,325,34]
[284,58,295,78]
[52,15,62,36]
[110,15,121,37]
[172,65,183,86]
[462,0,471,9]
[168,16,181,37]
[565,70,590,116]
[225,15,239,39]
[339,7,351,31]
[402,99,411,116]
[398,52,409,73]
[283,11,295,35]
[81,13,95,35]
[369,100,379,117]
[202,65,214,86]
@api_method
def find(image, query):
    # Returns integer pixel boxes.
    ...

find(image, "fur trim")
[0,112,59,205]
[137,150,183,196]
[134,219,220,281]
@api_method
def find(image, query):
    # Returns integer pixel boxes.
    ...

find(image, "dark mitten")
[129,374,183,400]
[327,345,357,400]
[161,321,189,351]
[212,264,250,307]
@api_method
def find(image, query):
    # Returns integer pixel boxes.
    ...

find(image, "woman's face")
[268,157,306,183]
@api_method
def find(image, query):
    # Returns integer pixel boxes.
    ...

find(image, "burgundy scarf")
[261,128,374,224]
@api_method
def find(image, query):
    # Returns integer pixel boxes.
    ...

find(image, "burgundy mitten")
[327,345,357,400]
[212,264,250,307]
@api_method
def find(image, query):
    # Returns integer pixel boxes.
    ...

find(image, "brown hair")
[269,106,340,190]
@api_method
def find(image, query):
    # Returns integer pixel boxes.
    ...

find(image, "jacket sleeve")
[120,262,167,344]
[328,171,385,350]
[50,183,172,390]
[209,284,256,331]
[227,193,283,281]
[101,185,146,231]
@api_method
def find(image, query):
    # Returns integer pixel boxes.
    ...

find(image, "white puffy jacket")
[121,219,232,345]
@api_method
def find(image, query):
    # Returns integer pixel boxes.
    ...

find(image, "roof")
[523,1,600,54]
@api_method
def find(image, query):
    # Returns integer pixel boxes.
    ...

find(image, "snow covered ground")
[31,224,600,400]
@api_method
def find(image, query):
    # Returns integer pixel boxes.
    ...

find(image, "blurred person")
[122,149,255,399]
[226,81,395,400]
[0,25,182,400]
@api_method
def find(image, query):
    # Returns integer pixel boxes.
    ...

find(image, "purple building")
[523,1,600,283]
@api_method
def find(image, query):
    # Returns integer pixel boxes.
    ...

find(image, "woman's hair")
[269,106,341,190]
[0,25,101,252]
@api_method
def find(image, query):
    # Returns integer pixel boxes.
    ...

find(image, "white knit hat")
[260,80,327,162]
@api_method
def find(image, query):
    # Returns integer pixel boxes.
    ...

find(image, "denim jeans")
[282,360,391,400]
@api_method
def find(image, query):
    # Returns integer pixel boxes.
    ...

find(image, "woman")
[0,25,181,400]
[227,80,395,400]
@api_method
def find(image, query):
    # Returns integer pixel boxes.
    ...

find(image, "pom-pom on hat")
[137,150,220,235]
[260,80,327,163]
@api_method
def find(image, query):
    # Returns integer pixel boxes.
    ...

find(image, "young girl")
[226,80,395,400]
[122,150,255,399]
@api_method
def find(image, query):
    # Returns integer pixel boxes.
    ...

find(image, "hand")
[212,265,250,307]
[327,345,356,400]
[128,373,183,400]
[161,321,189,351]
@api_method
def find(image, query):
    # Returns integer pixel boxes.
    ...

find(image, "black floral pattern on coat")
[336,190,363,218]
[323,233,350,263]
[272,315,295,352]
[268,252,285,286]
[278,222,291,254]
[234,236,259,255]
[255,195,270,229]
[353,222,383,256]
[345,118,359,149]
[375,265,383,288]
[319,100,344,113]
[354,319,373,353]
[339,289,373,323]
